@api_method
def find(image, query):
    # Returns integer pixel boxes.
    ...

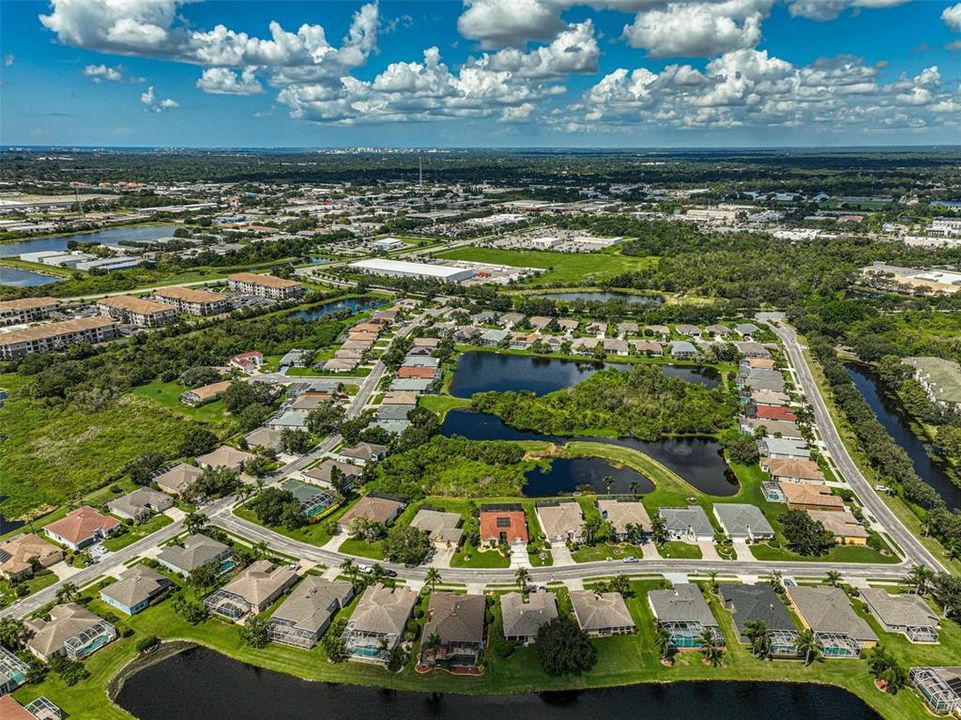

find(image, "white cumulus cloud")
[943,3,961,32]
[140,85,179,111]
[196,67,263,95]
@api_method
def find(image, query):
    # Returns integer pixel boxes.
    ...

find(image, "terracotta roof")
[228,272,302,290]
[155,286,227,304]
[44,506,119,545]
[755,404,796,421]
[184,380,231,402]
[0,316,115,346]
[98,294,173,315]
[779,483,845,510]
[0,296,60,312]
[764,458,824,482]
[479,507,528,543]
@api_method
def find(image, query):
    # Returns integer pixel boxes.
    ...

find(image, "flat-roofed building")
[501,590,558,645]
[349,258,474,283]
[267,576,353,649]
[154,286,231,316]
[97,294,176,327]
[227,272,305,300]
[570,590,635,637]
[0,316,117,360]
[862,588,939,643]
[343,583,418,663]
[0,297,60,327]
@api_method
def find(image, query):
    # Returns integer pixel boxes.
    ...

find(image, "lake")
[115,646,881,720]
[290,296,387,321]
[0,266,63,287]
[539,291,663,305]
[846,364,961,510]
[442,409,738,496]
[449,352,719,398]
[524,456,654,496]
[0,224,178,258]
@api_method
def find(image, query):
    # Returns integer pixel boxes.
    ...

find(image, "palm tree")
[629,479,641,497]
[907,564,934,596]
[0,617,30,651]
[56,581,79,604]
[707,571,719,596]
[744,620,771,659]
[795,628,821,666]
[252,541,268,560]
[422,632,442,666]
[514,567,531,590]
[654,622,673,661]
[371,564,387,585]
[603,475,615,495]
[825,570,842,587]
[340,558,358,585]
[698,629,723,667]
[425,567,442,593]
[184,511,208,535]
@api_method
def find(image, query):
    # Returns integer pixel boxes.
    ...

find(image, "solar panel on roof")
[946,677,961,694]
[496,517,511,527]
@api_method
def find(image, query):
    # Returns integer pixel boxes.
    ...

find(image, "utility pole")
[73,183,86,220]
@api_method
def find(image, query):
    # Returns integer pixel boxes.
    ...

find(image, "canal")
[846,364,961,510]
[116,646,881,720]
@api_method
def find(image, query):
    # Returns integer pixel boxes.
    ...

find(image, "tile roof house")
[536,501,584,543]
[100,564,173,615]
[757,437,810,460]
[195,445,255,472]
[180,380,232,407]
[154,462,204,496]
[669,340,698,359]
[156,534,235,576]
[752,404,797,422]
[44,506,120,551]
[0,533,63,581]
[421,592,486,668]
[501,590,559,645]
[302,459,363,489]
[718,584,797,645]
[267,576,353,649]
[659,506,714,542]
[712,503,774,542]
[861,588,939,643]
[649,584,722,648]
[337,494,406,532]
[107,487,174,522]
[479,504,529,545]
[205,560,299,621]
[331,442,389,465]
[343,584,419,663]
[597,499,652,539]
[25,603,117,661]
[780,483,845,512]
[786,586,878,655]
[762,458,825,484]
[569,590,636,637]
[807,509,869,545]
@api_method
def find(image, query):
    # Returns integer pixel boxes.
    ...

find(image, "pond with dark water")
[115,646,880,720]
[290,296,387,321]
[524,456,654,496]
[442,409,737,496]
[0,224,179,258]
[0,266,63,287]
[449,352,719,398]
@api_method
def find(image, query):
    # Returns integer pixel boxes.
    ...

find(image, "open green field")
[13,577,956,720]
[433,247,657,285]
[0,373,198,521]
[130,379,235,430]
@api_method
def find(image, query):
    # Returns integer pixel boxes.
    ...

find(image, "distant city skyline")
[2,0,960,148]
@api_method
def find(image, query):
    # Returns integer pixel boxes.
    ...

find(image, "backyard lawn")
[103,514,174,552]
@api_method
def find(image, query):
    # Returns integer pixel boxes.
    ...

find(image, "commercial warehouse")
[348,258,474,283]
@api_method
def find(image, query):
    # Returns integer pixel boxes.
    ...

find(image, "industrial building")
[349,258,474,283]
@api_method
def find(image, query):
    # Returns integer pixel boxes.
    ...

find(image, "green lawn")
[657,541,703,559]
[338,537,385,560]
[130,379,235,429]
[450,541,511,568]
[103,514,174,552]
[750,536,899,564]
[0,570,58,608]
[572,542,639,563]
[418,394,471,419]
[433,247,657,286]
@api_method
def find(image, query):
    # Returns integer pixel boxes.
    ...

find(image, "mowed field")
[0,373,198,520]
[433,247,657,285]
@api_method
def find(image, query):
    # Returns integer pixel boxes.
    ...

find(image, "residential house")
[632,340,663,356]
[571,337,600,356]
[556,318,579,334]
[25,604,117,661]
[597,499,651,540]
[735,341,770,358]
[569,590,636,637]
[762,458,824,484]
[861,588,939,643]
[180,380,231,407]
[331,442,388,466]
[420,592,486,668]
[807,510,869,545]
[528,316,553,330]
[156,534,235,576]
[735,323,761,338]
[0,534,62,582]
[659,506,714,543]
[396,366,439,381]
[205,560,299,621]
[617,322,638,337]
[0,647,29,695]
[751,390,791,406]
[478,329,510,347]
[713,503,775,542]
[501,591,559,645]
[411,509,463,547]
[100,564,172,616]
[509,332,538,350]
[498,312,524,329]
[337,494,406,533]
[751,404,797,422]
[740,417,802,439]
[267,577,353,649]
[757,437,810,460]
[669,340,698,359]
[675,324,700,338]
[195,445,255,472]
[107,487,174,523]
[649,584,722,648]
[343,584,418,663]
[604,338,629,356]
[718,583,798,654]
[745,357,776,369]
[645,325,671,338]
[479,504,528,546]
[587,321,607,336]
[780,483,845,512]
[786,586,878,657]
[244,427,285,454]
[265,409,309,430]
[44,507,120,551]
[0,694,63,720]
[536,501,584,543]
[705,324,731,337]
[910,666,961,714]
[229,351,264,374]
[153,463,203,496]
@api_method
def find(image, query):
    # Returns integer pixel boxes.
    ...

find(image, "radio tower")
[73,184,86,221]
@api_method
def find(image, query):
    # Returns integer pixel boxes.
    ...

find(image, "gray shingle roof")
[157,534,232,573]
[649,584,717,627]
[861,588,939,629]
[569,590,635,632]
[101,564,172,608]
[270,576,353,634]
[347,584,418,636]
[719,583,796,638]
[423,593,485,645]
[786,586,878,642]
[713,503,774,538]
[500,591,558,639]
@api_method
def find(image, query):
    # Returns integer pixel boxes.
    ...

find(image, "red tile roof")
[44,506,119,545]
[480,509,528,544]
[755,404,796,421]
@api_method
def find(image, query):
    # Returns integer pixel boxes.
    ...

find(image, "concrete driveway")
[697,540,721,561]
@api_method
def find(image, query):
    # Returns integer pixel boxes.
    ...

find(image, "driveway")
[697,540,721,561]
[550,542,574,566]
[430,544,456,568]
[509,543,529,568]
[732,540,754,561]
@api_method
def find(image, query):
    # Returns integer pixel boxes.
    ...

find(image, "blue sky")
[2,0,960,147]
